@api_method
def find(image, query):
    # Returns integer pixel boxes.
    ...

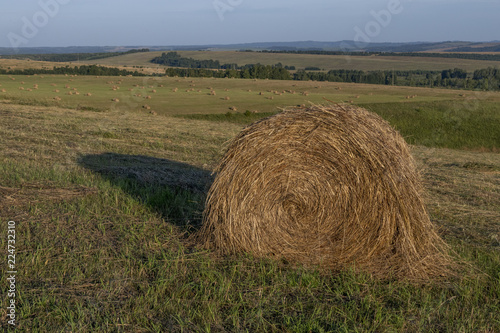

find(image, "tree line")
[162,66,500,91]
[0,61,498,91]
[0,65,146,76]
[151,52,296,70]
[0,49,150,63]
[165,64,291,80]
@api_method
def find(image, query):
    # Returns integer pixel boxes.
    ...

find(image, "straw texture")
[198,105,452,280]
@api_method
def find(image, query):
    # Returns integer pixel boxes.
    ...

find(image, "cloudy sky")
[1,0,498,48]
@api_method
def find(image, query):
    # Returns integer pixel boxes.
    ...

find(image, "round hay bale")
[198,104,452,280]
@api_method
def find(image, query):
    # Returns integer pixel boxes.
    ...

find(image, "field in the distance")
[85,50,500,72]
[0,67,499,331]
[2,73,499,114]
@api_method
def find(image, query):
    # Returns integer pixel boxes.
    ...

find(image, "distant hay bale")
[224,96,230,100]
[54,89,60,93]
[1,89,6,93]
[112,98,119,102]
[198,104,453,281]
[53,96,61,101]
[85,93,92,97]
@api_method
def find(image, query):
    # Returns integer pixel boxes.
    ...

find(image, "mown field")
[85,50,500,72]
[0,70,499,332]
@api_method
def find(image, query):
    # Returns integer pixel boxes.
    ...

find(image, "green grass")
[2,73,499,117]
[177,100,500,151]
[0,74,499,331]
[364,100,500,151]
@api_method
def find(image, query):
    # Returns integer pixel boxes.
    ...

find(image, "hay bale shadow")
[78,153,213,231]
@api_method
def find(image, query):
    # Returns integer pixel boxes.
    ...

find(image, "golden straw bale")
[198,104,453,281]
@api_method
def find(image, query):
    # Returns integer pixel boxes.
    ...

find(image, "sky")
[0,0,498,48]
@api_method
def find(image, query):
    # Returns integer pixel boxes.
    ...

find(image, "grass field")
[2,73,500,114]
[0,69,499,331]
[85,50,500,72]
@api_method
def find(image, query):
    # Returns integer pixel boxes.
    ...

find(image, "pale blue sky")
[1,0,498,48]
